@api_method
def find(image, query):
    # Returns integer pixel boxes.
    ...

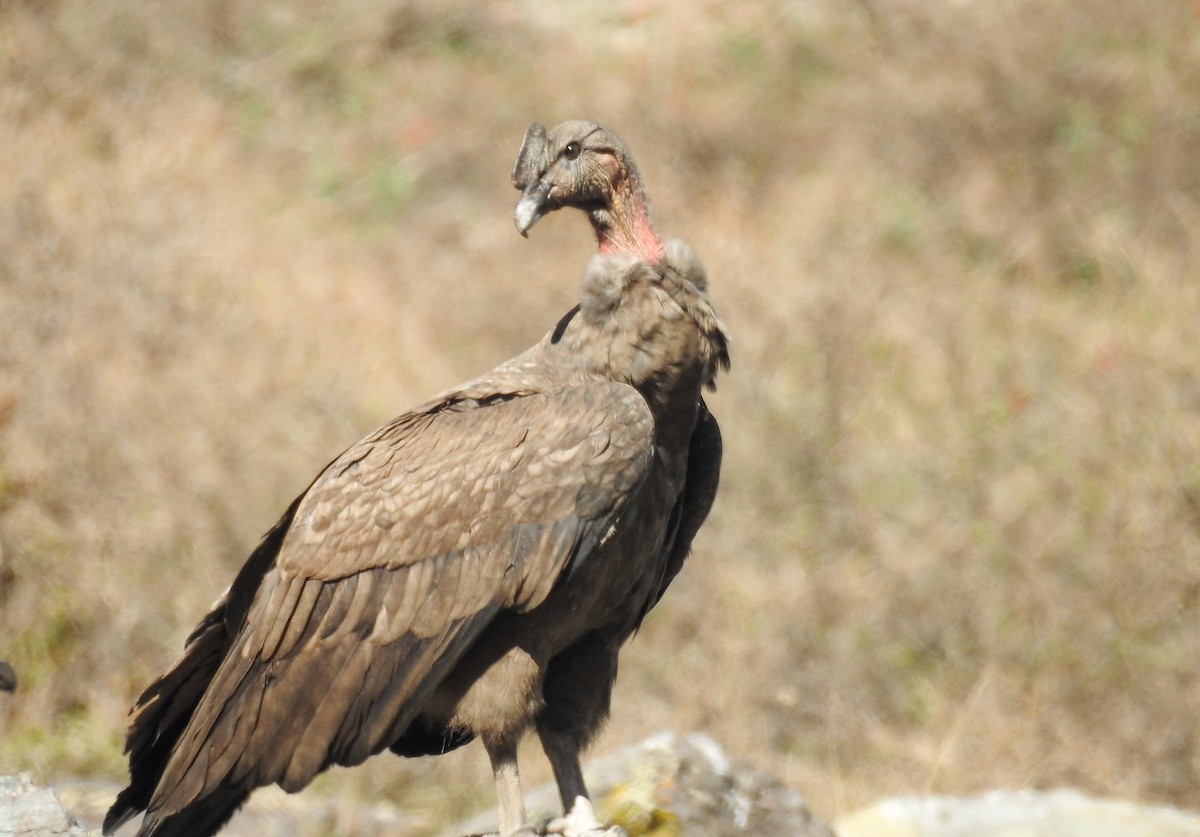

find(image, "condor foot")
[543,797,627,837]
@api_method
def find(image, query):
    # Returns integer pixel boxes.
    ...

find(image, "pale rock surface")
[837,788,1200,837]
[0,774,93,837]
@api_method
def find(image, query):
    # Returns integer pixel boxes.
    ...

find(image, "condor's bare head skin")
[512,120,665,263]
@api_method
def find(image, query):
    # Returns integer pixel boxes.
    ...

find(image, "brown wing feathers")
[146,574,497,812]
[125,382,654,830]
[104,491,308,835]
[279,390,631,580]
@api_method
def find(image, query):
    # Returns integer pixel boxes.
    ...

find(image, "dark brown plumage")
[105,120,728,837]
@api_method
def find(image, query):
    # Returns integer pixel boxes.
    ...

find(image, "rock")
[836,788,1200,837]
[0,774,95,836]
[446,731,836,837]
[0,662,15,693]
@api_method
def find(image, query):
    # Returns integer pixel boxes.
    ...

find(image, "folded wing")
[132,380,655,829]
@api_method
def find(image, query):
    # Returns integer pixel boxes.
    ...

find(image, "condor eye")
[563,141,582,161]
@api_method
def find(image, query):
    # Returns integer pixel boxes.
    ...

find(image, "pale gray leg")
[483,733,534,837]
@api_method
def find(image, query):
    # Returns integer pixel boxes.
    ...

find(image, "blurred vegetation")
[1,0,1199,831]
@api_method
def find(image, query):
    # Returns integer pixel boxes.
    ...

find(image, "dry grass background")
[2,0,1199,831]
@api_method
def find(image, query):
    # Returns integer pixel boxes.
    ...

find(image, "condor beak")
[514,180,551,237]
[512,122,552,237]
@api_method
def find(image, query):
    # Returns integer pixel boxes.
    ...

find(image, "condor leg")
[482,733,536,837]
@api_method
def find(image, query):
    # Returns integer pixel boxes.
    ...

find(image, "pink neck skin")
[594,184,665,263]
